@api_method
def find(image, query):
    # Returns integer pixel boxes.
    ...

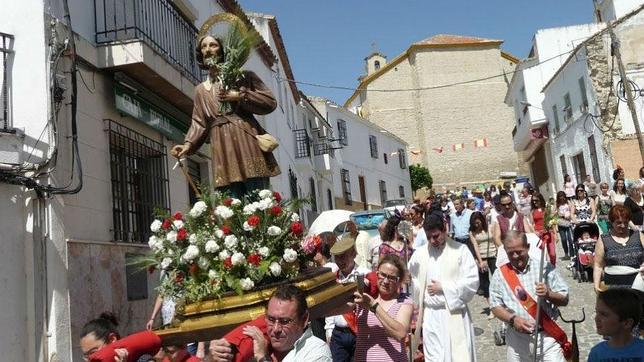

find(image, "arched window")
[374,60,380,70]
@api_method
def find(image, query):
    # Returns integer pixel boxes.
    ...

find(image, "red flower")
[224,256,233,269]
[148,265,156,274]
[273,192,282,202]
[222,226,231,235]
[290,222,304,237]
[177,228,188,241]
[223,198,233,206]
[175,272,184,284]
[270,206,282,216]
[189,263,199,276]
[247,215,261,227]
[173,212,183,221]
[247,253,262,266]
[162,219,172,230]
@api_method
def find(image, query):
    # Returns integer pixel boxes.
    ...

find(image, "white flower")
[214,229,225,239]
[258,198,273,211]
[150,220,162,232]
[166,230,178,243]
[267,226,282,236]
[198,257,210,269]
[182,245,200,261]
[259,189,272,199]
[243,221,255,231]
[240,277,255,291]
[205,239,220,253]
[258,246,270,258]
[283,248,298,263]
[218,250,230,260]
[231,252,245,266]
[290,213,300,222]
[208,269,219,279]
[189,201,208,217]
[189,233,198,245]
[231,198,241,206]
[215,205,234,219]
[269,262,282,276]
[242,204,256,215]
[167,248,175,256]
[224,235,238,250]
[173,219,184,230]
[148,235,161,250]
[161,257,172,270]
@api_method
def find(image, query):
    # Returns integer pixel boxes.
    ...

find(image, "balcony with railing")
[95,0,203,114]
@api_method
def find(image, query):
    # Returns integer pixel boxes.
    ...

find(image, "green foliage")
[409,163,433,191]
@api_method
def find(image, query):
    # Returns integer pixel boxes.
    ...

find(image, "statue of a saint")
[171,35,280,196]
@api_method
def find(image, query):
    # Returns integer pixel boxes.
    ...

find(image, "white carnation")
[283,248,298,263]
[208,270,219,279]
[189,233,198,245]
[215,205,234,219]
[161,257,172,270]
[182,245,200,261]
[269,262,282,276]
[258,189,272,199]
[243,221,254,231]
[189,201,208,217]
[166,230,177,243]
[231,252,245,266]
[214,229,225,239]
[258,198,273,211]
[231,198,241,206]
[258,246,270,258]
[218,250,230,260]
[290,212,300,222]
[242,204,256,215]
[267,226,282,236]
[148,235,161,250]
[240,277,255,291]
[224,235,238,249]
[150,220,162,232]
[198,257,210,269]
[173,219,184,230]
[205,239,220,253]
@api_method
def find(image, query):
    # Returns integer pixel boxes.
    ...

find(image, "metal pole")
[532,239,547,362]
[593,0,644,163]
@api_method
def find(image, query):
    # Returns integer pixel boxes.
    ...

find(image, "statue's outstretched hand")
[171,143,190,158]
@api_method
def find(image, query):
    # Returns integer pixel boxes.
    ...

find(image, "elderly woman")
[593,205,644,292]
[624,180,643,230]
[351,254,414,362]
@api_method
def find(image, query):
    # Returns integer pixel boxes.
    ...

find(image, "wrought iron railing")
[294,129,311,158]
[1,32,14,131]
[95,0,203,84]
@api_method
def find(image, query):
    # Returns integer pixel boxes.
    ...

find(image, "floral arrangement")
[145,189,312,302]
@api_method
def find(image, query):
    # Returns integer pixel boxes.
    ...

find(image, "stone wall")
[610,137,643,178]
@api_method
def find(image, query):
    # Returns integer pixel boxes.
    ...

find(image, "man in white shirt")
[366,220,387,270]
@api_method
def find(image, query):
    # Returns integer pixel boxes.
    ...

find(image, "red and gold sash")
[500,264,572,360]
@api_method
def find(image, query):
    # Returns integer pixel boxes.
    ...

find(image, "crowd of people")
[79,166,643,362]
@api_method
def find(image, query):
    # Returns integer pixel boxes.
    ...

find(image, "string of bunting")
[429,138,490,153]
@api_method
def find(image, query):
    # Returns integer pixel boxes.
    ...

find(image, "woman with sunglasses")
[351,254,414,362]
[571,184,596,224]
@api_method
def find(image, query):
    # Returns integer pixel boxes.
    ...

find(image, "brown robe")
[184,71,280,188]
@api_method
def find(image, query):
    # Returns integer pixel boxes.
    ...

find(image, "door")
[572,153,587,185]
[358,176,367,210]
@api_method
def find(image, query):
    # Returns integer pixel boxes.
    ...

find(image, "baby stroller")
[571,222,599,283]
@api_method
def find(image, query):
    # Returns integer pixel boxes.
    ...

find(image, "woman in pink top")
[351,254,414,362]
[564,174,576,199]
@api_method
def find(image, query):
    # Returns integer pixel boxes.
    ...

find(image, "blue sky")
[238,0,595,104]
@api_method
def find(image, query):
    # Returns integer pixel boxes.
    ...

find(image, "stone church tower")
[345,34,522,189]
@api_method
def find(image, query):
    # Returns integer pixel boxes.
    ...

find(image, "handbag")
[255,133,279,152]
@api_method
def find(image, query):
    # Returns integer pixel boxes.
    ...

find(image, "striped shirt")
[354,295,413,362]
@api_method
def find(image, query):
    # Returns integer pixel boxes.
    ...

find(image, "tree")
[409,164,433,191]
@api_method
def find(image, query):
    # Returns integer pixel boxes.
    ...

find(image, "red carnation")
[224,256,233,269]
[177,228,188,241]
[247,215,260,227]
[223,198,233,206]
[175,272,184,284]
[189,263,199,276]
[270,206,282,216]
[148,265,156,274]
[273,192,282,202]
[162,219,172,230]
[247,253,262,266]
[222,225,231,235]
[290,222,304,236]
[173,212,183,221]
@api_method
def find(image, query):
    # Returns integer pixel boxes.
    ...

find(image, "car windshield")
[351,213,386,230]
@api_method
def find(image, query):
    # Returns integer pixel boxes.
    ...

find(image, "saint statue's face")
[200,36,221,66]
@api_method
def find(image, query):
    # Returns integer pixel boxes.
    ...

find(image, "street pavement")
[471,241,603,361]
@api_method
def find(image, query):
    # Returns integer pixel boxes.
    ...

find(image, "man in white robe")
[409,211,479,362]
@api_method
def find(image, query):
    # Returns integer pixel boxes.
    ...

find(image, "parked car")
[350,209,387,239]
[383,198,407,214]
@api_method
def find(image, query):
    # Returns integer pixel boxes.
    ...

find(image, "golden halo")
[197,12,248,41]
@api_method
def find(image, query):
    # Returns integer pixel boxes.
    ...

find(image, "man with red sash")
[490,231,571,362]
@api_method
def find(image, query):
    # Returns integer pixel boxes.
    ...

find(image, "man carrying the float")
[489,231,571,362]
[408,211,479,361]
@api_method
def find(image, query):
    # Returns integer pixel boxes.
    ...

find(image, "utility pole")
[593,0,644,163]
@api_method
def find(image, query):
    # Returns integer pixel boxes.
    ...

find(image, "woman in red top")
[530,192,547,234]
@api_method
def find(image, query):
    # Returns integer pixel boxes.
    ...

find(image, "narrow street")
[471,241,603,361]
